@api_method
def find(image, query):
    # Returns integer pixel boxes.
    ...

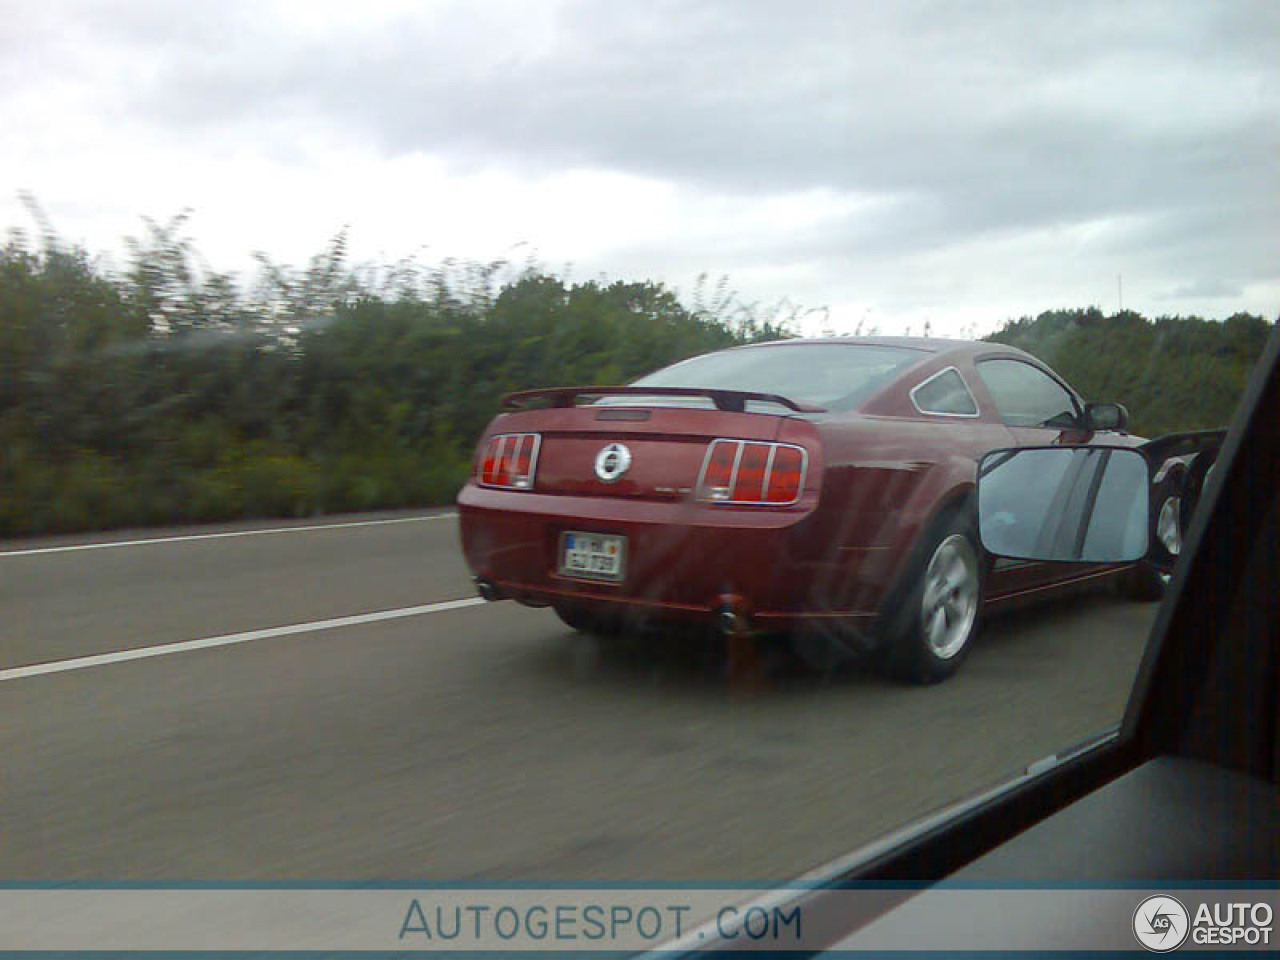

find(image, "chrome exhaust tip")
[475,578,501,602]
[718,608,748,637]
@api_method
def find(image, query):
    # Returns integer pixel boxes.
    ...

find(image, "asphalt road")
[1,512,1157,881]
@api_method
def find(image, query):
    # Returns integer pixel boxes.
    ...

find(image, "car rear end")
[457,388,831,633]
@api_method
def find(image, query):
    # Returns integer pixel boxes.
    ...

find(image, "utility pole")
[1118,274,1123,313]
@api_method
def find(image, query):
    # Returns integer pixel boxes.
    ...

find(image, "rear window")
[629,343,924,411]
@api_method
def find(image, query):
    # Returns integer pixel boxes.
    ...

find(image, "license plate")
[559,532,627,582]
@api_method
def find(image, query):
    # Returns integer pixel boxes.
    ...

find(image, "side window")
[911,368,979,416]
[976,359,1079,428]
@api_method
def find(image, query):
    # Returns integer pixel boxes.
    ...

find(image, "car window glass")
[977,359,1079,428]
[912,368,978,415]
[628,343,923,411]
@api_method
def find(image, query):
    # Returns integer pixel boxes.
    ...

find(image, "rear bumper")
[457,484,888,632]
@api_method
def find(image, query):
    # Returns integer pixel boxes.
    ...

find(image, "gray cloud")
[1160,278,1245,300]
[120,3,1279,219]
[4,0,1278,327]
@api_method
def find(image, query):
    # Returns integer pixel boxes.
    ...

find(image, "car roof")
[732,336,1037,362]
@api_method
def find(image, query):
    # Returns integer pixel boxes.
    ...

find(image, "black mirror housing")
[1084,401,1128,432]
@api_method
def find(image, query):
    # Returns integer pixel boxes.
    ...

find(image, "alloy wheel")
[920,534,980,660]
[1157,496,1182,557]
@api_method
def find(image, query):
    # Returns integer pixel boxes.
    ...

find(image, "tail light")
[696,440,809,505]
[477,433,541,490]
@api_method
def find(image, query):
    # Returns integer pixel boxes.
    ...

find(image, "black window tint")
[913,369,978,415]
[977,359,1079,428]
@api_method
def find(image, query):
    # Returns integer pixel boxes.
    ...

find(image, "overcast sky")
[2,0,1276,336]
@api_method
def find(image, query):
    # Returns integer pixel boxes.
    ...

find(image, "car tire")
[882,512,985,685]
[1117,469,1185,602]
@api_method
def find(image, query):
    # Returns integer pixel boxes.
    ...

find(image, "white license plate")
[559,532,627,582]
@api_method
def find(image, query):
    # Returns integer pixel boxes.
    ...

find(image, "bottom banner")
[0,886,1274,954]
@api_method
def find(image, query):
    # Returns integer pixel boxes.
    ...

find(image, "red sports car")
[457,337,1172,682]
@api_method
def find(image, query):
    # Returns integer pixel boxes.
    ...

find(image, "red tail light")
[697,440,808,505]
[701,440,739,501]
[765,445,805,503]
[511,436,533,484]
[478,433,541,490]
[731,442,770,501]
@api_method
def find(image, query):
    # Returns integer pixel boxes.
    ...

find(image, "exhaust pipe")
[718,607,749,637]
[475,578,502,602]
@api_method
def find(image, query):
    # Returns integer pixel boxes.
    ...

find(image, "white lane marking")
[0,597,487,682]
[0,513,459,557]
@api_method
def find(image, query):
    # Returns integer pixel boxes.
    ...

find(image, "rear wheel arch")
[877,481,981,617]
[888,477,981,591]
[927,487,978,532]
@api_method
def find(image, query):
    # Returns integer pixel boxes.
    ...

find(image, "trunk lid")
[492,402,798,501]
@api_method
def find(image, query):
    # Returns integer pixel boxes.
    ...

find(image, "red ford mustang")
[457,337,1171,683]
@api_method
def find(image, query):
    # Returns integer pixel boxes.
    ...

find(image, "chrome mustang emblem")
[594,443,632,483]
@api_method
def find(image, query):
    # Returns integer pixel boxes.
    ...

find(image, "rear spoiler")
[501,385,827,414]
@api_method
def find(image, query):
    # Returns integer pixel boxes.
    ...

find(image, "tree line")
[985,307,1272,437]
[0,216,794,536]
[0,213,1272,537]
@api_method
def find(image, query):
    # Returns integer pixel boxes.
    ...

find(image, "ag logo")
[594,443,632,483]
[1133,895,1190,952]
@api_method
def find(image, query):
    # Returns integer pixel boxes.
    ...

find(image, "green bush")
[235,448,320,518]
[186,468,248,522]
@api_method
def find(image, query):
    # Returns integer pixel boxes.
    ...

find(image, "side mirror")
[977,446,1150,563]
[1083,401,1128,432]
